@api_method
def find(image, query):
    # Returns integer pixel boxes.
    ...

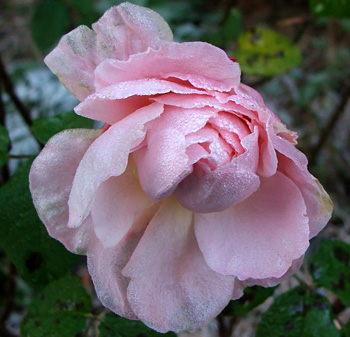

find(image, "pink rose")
[29,2,332,333]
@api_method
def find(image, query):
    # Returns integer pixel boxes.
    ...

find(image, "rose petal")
[133,128,192,201]
[92,3,173,61]
[75,79,204,124]
[67,102,163,228]
[175,161,260,213]
[88,204,159,319]
[91,159,153,248]
[176,128,260,212]
[29,129,102,253]
[195,172,309,280]
[44,3,173,101]
[123,198,235,333]
[277,154,332,238]
[94,41,241,92]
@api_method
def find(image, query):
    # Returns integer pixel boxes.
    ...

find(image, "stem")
[0,326,19,337]
[9,154,36,159]
[0,79,10,186]
[0,54,33,127]
[309,80,350,166]
[0,263,16,325]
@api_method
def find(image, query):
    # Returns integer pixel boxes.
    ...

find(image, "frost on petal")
[91,159,153,248]
[29,129,102,253]
[44,2,173,101]
[123,198,235,333]
[67,102,163,228]
[88,204,159,319]
[92,2,173,61]
[195,172,310,280]
[44,26,98,101]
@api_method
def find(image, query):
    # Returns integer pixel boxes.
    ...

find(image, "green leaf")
[221,285,277,316]
[68,0,93,16]
[256,287,340,337]
[0,124,10,167]
[342,321,350,337]
[31,0,70,54]
[21,274,92,337]
[309,240,350,306]
[222,8,242,42]
[99,313,177,337]
[235,27,302,76]
[310,0,350,18]
[0,160,80,289]
[32,111,94,144]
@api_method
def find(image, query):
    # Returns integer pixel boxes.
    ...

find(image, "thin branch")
[0,81,10,186]
[0,326,19,337]
[309,81,350,166]
[0,263,16,325]
[0,54,33,127]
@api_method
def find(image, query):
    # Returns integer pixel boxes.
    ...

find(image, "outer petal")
[123,198,235,333]
[195,172,310,280]
[44,26,99,101]
[44,3,173,101]
[91,159,153,248]
[277,154,332,238]
[87,204,159,319]
[133,128,192,201]
[29,129,102,253]
[92,2,173,60]
[244,256,305,288]
[67,102,163,228]
[94,41,241,92]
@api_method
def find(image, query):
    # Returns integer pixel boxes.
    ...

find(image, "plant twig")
[0,81,10,186]
[0,54,33,127]
[309,81,350,166]
[0,326,19,337]
[0,263,16,325]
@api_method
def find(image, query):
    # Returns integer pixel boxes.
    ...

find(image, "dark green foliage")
[235,27,302,76]
[0,160,80,289]
[21,274,92,337]
[256,287,340,337]
[0,125,10,167]
[309,240,350,306]
[32,110,94,144]
[31,0,70,54]
[310,0,350,18]
[221,285,277,316]
[99,313,177,337]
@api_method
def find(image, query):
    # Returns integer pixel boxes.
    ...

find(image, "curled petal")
[75,79,204,124]
[195,172,310,280]
[91,159,153,248]
[94,41,241,92]
[123,198,235,333]
[175,161,260,213]
[134,128,192,201]
[68,102,163,228]
[277,154,332,238]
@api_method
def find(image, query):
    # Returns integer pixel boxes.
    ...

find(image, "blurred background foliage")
[0,0,350,336]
